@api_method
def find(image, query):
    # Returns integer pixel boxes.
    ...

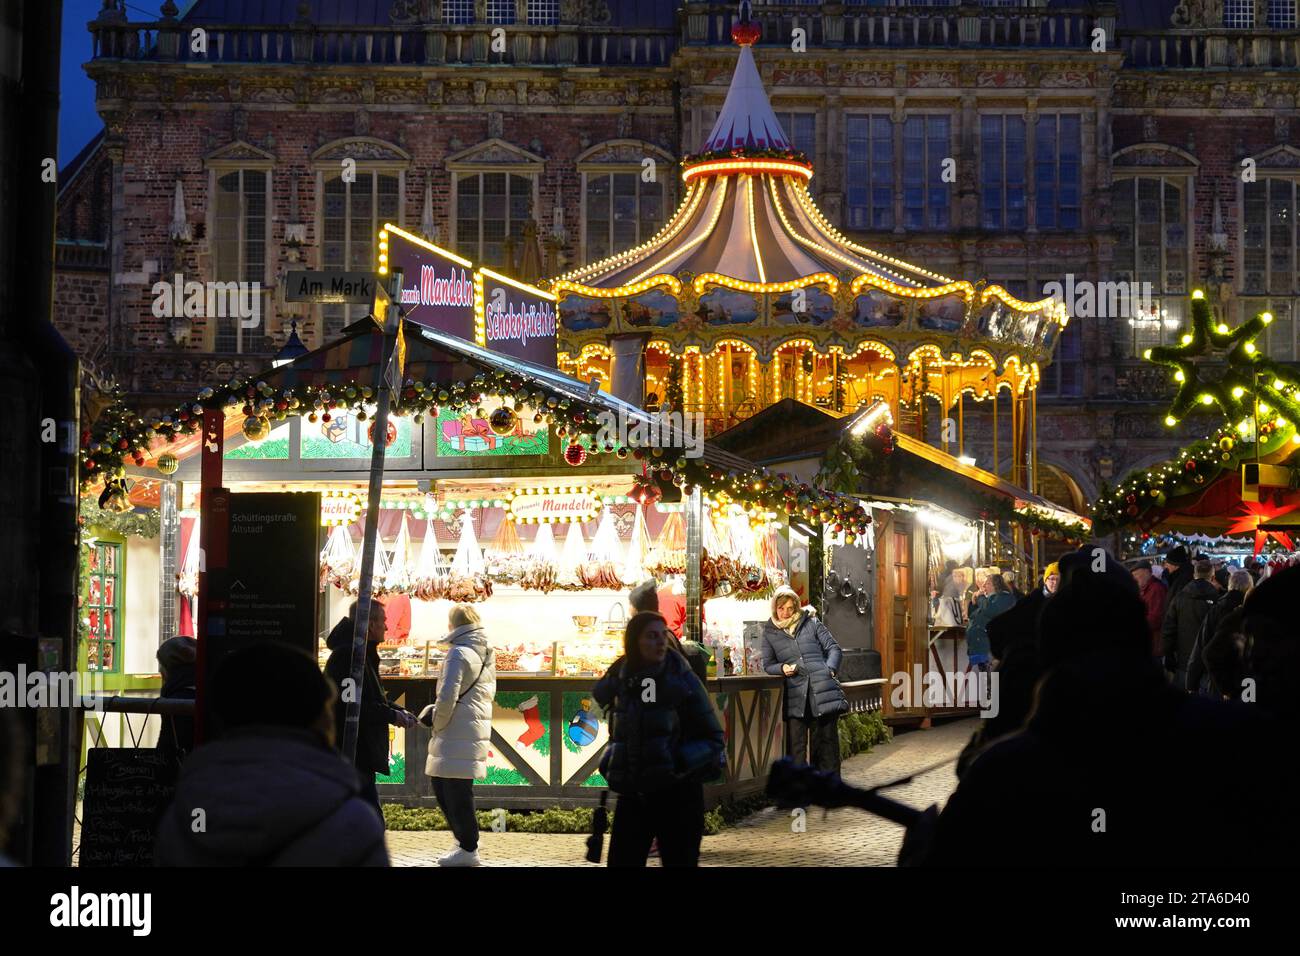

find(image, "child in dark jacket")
[592,612,725,867]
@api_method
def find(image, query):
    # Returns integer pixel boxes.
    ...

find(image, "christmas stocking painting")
[516,696,545,748]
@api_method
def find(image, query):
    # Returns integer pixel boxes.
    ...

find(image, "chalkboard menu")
[79,748,177,867]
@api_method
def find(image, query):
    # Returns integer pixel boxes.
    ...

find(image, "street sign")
[285,271,378,304]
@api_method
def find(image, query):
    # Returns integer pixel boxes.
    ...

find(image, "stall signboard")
[381,224,475,340]
[208,492,321,688]
[321,491,363,527]
[479,268,558,368]
[508,488,601,524]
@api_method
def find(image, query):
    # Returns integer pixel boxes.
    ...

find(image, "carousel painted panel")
[559,295,615,333]
[771,285,836,327]
[624,289,680,329]
[852,289,909,329]
[698,287,760,326]
[915,292,969,334]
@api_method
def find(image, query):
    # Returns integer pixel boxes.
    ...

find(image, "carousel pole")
[685,484,703,645]
[341,268,403,764]
[992,389,1000,479]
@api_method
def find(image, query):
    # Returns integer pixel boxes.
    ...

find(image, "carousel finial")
[732,1,760,47]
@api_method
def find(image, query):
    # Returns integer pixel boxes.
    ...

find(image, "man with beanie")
[1162,546,1193,600]
[628,579,707,684]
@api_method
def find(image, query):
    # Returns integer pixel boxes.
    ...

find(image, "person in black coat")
[592,611,725,867]
[324,600,415,816]
[156,635,197,765]
[1187,569,1252,695]
[1161,546,1193,600]
[761,586,848,776]
[1161,560,1219,690]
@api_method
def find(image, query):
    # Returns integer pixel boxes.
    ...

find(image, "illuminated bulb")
[1245,342,1257,354]
[1174,371,1186,382]
[1232,386,1245,398]
[1192,289,1205,300]
[1143,349,1153,359]
[1262,312,1274,324]
[1275,379,1287,390]
[1181,334,1193,345]
[1200,394,1214,405]
[1238,420,1251,435]
[1217,324,1229,334]
[1165,416,1178,427]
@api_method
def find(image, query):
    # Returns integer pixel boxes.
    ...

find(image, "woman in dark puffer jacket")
[762,586,849,776]
[592,612,725,867]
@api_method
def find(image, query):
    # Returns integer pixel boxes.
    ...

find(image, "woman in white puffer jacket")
[420,604,496,867]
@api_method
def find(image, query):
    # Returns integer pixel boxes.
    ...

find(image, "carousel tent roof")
[552,13,1054,323]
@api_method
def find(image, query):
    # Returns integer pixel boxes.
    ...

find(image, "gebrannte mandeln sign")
[508,488,601,524]
[380,224,475,340]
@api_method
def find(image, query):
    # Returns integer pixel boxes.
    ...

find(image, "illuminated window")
[1270,1,1298,28]
[1243,178,1297,297]
[1225,0,1256,27]
[527,0,560,25]
[487,0,515,25]
[773,112,817,166]
[85,541,122,674]
[1112,176,1188,295]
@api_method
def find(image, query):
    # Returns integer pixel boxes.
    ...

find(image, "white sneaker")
[437,846,481,867]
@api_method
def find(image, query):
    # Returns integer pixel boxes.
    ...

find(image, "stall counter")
[377,674,785,809]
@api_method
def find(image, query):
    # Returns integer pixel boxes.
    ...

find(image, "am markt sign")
[285,271,378,304]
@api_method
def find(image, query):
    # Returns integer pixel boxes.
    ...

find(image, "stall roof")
[712,399,1090,528]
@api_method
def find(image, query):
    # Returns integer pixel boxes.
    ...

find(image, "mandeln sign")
[382,225,475,339]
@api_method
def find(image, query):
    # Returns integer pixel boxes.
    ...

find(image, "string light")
[682,158,813,183]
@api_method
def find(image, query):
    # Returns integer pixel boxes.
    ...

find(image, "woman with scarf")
[762,586,849,776]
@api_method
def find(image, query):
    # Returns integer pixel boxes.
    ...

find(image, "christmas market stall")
[714,398,1090,722]
[79,290,871,808]
[1093,291,1300,570]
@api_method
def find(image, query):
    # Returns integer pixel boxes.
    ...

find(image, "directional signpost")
[285,271,378,304]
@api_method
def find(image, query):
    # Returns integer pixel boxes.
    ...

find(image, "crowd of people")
[904,544,1300,866]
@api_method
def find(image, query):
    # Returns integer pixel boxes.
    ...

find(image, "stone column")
[1025,93,1038,234]
[892,95,906,234]
[609,331,651,407]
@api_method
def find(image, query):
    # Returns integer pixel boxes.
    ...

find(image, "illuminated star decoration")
[1226,500,1299,555]
[1147,291,1300,432]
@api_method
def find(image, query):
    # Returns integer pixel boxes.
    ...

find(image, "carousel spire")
[700,1,790,153]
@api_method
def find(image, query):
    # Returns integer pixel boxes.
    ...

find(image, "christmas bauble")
[368,419,398,447]
[243,416,270,442]
[153,451,176,475]
[564,442,587,467]
[489,406,519,436]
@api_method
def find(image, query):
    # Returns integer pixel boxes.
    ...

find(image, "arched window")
[320,172,401,340]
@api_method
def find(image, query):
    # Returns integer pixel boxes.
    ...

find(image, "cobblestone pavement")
[385,717,976,868]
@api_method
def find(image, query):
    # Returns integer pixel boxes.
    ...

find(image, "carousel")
[548,7,1069,466]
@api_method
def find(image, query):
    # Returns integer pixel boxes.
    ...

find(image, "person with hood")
[1187,569,1251,696]
[932,567,967,629]
[1131,561,1168,661]
[324,600,416,816]
[154,641,390,866]
[965,573,1015,671]
[1161,560,1219,690]
[419,604,496,867]
[593,611,725,866]
[155,635,198,765]
[762,586,848,776]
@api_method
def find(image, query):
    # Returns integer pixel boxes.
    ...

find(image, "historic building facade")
[57,0,1300,516]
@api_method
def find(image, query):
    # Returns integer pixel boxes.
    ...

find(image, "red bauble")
[368,419,398,447]
[1184,460,1197,472]
[564,442,587,467]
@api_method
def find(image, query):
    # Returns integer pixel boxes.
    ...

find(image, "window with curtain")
[527,0,560,25]
[1111,175,1188,295]
[903,115,951,229]
[774,112,816,166]
[981,114,1026,230]
[320,172,401,343]
[1224,0,1256,27]
[442,0,473,23]
[455,171,535,267]
[1035,114,1081,230]
[845,115,894,230]
[212,168,269,354]
[583,171,665,261]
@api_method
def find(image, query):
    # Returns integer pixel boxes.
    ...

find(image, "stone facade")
[56,1,1300,514]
